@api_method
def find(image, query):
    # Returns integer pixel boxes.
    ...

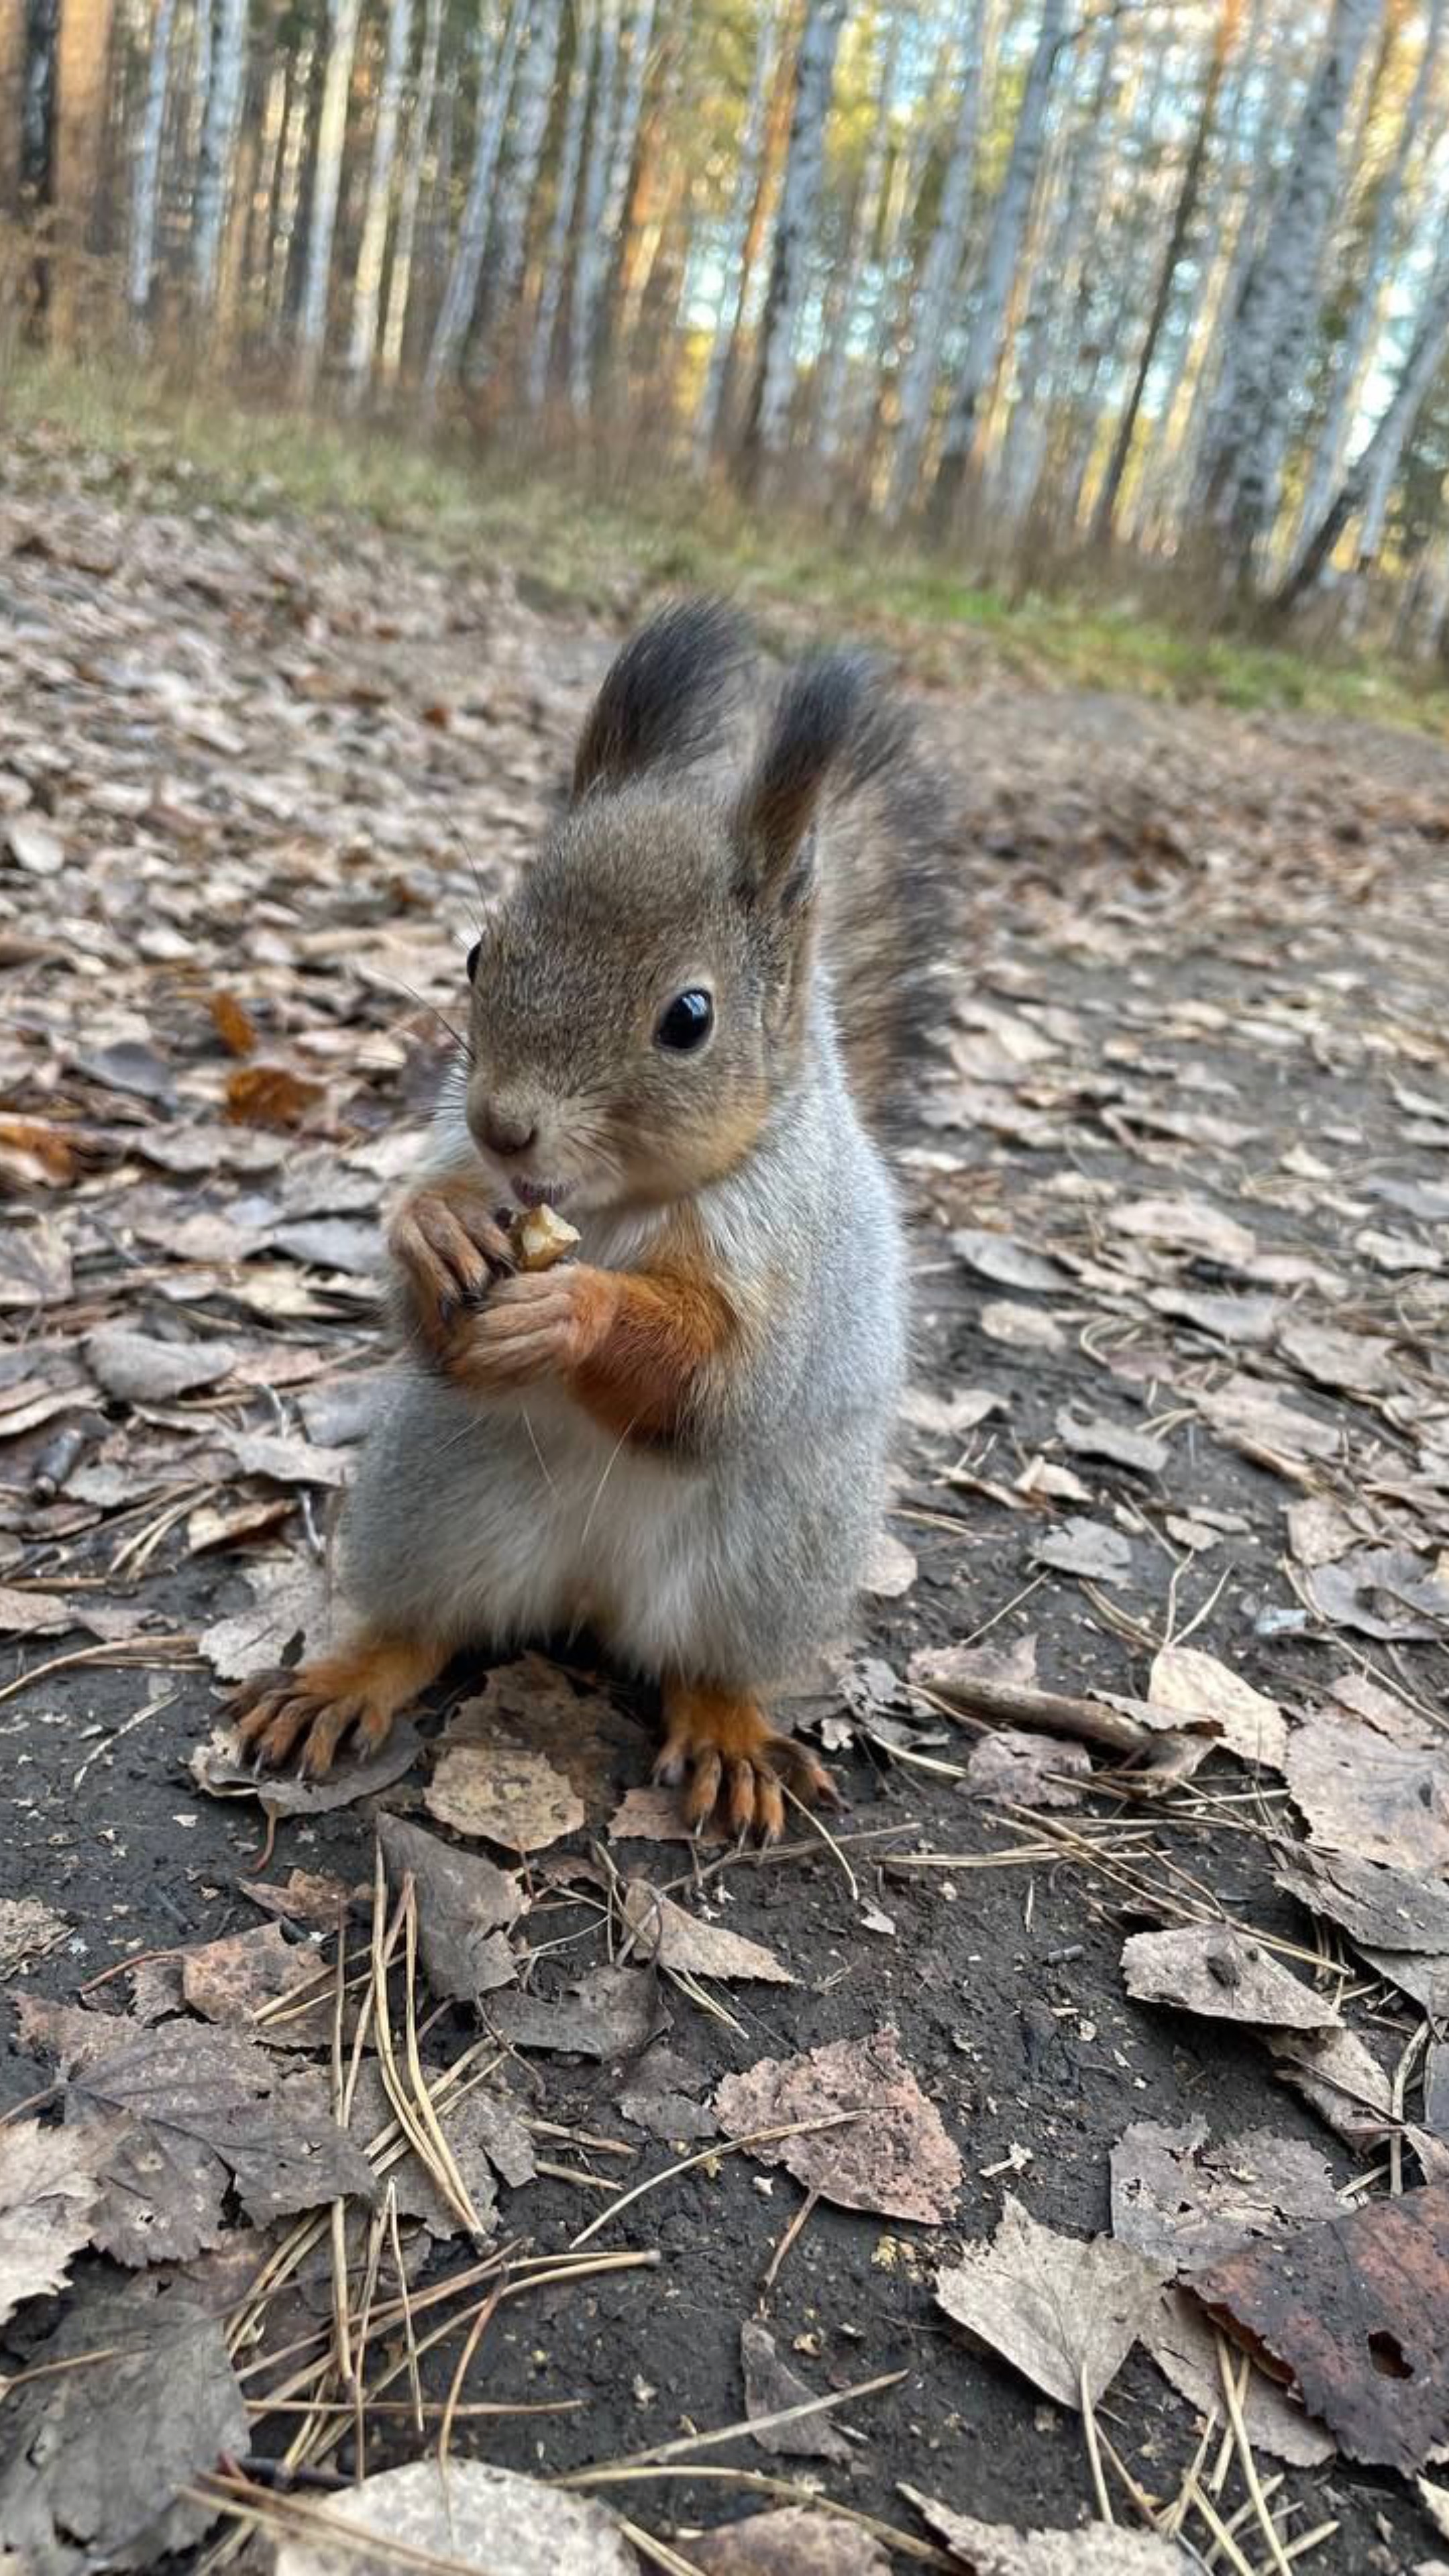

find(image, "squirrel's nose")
[474,1102,537,1161]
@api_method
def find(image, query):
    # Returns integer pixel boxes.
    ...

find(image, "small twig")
[761,2184,821,2291]
[567,2110,865,2252]
[558,2366,906,2475]
[1079,2365,1115,2527]
[1215,2334,1293,2576]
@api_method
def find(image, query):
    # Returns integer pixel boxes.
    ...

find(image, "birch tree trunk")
[737,0,849,494]
[528,0,595,412]
[266,37,313,326]
[692,0,779,472]
[421,0,527,405]
[814,9,900,475]
[126,0,176,316]
[474,0,564,375]
[927,0,1065,536]
[1278,230,1449,606]
[1203,0,1381,581]
[191,0,247,311]
[569,0,621,417]
[1289,0,1446,575]
[294,0,362,391]
[345,0,413,392]
[1091,0,1242,544]
[885,0,985,523]
[378,0,441,382]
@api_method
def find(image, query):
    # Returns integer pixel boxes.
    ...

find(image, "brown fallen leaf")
[180,1921,330,2042]
[1275,1845,1449,1955]
[902,1385,1004,1440]
[1195,1377,1339,1471]
[17,2004,377,2260]
[1267,2025,1398,2151]
[1285,1710,1449,1871]
[0,1112,79,1186]
[1110,1193,1255,1267]
[377,1814,523,2005]
[951,1228,1069,1293]
[1191,2178,1449,2471]
[227,1430,353,1487]
[270,2459,637,2575]
[605,1782,727,1845]
[1121,1925,1340,2031]
[85,1326,237,1403]
[1286,1495,1362,1568]
[0,2281,248,2576]
[902,2492,1195,2571]
[210,989,258,1056]
[980,1299,1065,1352]
[688,2508,890,2575]
[1144,2284,1334,2467]
[426,1735,585,1852]
[0,1895,69,1976]
[714,2027,961,2224]
[197,1555,329,1681]
[1306,1544,1449,1643]
[935,2196,1165,2408]
[1055,1407,1167,1477]
[619,1881,793,1983]
[861,1527,918,1598]
[240,1868,351,1928]
[741,2320,851,2461]
[963,1727,1091,1808]
[617,2045,720,2143]
[0,1214,72,1307]
[0,2119,113,2326]
[1277,1318,1395,1397]
[489,1964,661,2059]
[192,1719,423,1815]
[1031,1516,1133,1585]
[1147,1646,1287,1773]
[225,1062,328,1128]
[1110,2118,1340,2272]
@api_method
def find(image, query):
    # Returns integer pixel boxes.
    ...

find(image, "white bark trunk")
[745,0,849,471]
[691,0,779,470]
[602,0,656,240]
[569,0,621,417]
[885,0,986,521]
[814,10,900,470]
[528,0,595,411]
[191,0,246,309]
[1206,0,1381,572]
[928,0,1065,529]
[476,0,565,368]
[345,0,413,388]
[295,0,362,388]
[421,0,527,402]
[266,38,312,325]
[378,0,441,381]
[1291,0,1446,570]
[126,0,177,313]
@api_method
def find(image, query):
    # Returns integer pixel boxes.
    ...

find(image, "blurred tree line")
[5,0,1449,641]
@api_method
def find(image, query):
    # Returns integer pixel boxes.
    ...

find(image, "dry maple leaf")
[935,2195,1165,2409]
[714,2026,961,2224]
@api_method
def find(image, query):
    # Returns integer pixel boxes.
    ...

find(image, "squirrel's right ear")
[733,654,873,913]
[572,598,749,798]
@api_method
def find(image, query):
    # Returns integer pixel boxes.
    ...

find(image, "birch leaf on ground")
[1110,2118,1340,2272]
[619,1880,793,1982]
[934,2196,1166,2408]
[425,1736,585,1851]
[951,1228,1069,1291]
[741,2320,851,2460]
[605,1782,728,1844]
[0,1896,68,1974]
[1285,1712,1449,1871]
[180,1921,331,2043]
[196,1554,329,1680]
[191,1717,423,1814]
[1191,2178,1449,2472]
[1055,1407,1167,1477]
[1144,2286,1334,2467]
[963,1729,1091,1809]
[0,2120,112,2326]
[270,2460,637,2575]
[377,1814,523,2005]
[85,1326,237,1402]
[1030,1517,1133,1585]
[0,2283,248,2576]
[902,2495,1197,2573]
[1148,1646,1287,1773]
[1268,2026,1398,2151]
[1275,1845,1449,1955]
[715,2027,961,2223]
[1122,1925,1340,2031]
[688,2510,891,2575]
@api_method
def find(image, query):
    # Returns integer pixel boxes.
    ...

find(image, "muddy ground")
[3,429,1449,2575]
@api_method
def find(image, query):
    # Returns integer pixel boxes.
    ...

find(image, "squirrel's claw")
[390,1181,515,1358]
[655,1687,838,1845]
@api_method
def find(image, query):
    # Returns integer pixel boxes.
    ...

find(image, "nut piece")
[509,1203,582,1273]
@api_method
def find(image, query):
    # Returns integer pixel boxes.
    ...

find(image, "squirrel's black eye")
[466,941,481,983]
[655,989,714,1053]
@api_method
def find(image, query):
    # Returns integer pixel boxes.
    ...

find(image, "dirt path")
[4,448,1449,2575]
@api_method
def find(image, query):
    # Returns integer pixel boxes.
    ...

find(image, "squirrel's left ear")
[733,654,875,914]
[572,598,749,798]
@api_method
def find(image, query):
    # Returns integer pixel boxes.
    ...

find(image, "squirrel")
[231,599,947,1838]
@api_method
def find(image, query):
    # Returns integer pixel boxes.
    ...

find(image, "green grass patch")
[9,349,1449,737]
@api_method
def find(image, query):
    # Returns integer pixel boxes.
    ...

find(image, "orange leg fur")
[654,1680,839,1841]
[231,1631,448,1778]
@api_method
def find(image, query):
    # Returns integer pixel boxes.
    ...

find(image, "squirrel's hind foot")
[229,1633,446,1778]
[655,1680,839,1843]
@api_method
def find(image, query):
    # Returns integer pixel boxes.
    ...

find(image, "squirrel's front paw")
[441,1264,617,1395]
[390,1182,515,1359]
[655,1684,839,1842]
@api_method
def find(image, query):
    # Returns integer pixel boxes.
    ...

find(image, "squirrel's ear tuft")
[572,598,749,798]
[733,653,879,910]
